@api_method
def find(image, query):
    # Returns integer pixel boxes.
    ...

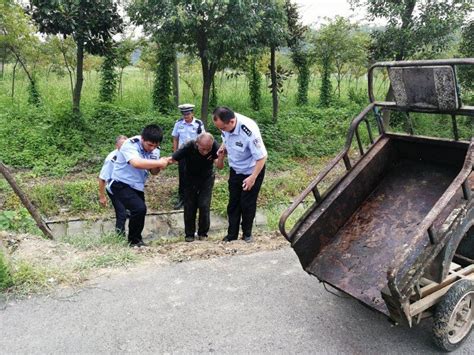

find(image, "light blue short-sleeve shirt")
[110,136,160,191]
[221,113,267,175]
[99,149,118,182]
[172,117,205,148]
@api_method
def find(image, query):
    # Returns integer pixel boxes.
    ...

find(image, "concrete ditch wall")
[46,210,268,240]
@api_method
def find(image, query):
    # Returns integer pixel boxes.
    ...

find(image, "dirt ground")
[0,229,288,294]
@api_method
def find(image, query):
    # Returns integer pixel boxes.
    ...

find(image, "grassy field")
[0,60,472,295]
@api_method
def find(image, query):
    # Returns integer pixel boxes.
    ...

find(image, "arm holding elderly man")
[109,124,170,247]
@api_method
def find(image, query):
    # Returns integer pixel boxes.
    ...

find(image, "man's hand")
[242,175,256,191]
[217,145,227,157]
[99,195,107,207]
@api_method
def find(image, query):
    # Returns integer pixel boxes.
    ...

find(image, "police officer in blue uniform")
[172,104,205,209]
[109,125,170,247]
[212,107,268,243]
[98,135,128,235]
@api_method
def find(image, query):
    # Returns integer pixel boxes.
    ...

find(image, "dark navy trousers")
[111,181,146,245]
[227,166,265,240]
[106,190,127,236]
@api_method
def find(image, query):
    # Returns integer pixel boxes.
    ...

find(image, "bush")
[0,209,39,234]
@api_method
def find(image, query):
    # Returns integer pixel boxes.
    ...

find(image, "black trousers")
[106,190,126,235]
[227,166,265,239]
[178,160,186,201]
[183,173,214,238]
[111,181,146,245]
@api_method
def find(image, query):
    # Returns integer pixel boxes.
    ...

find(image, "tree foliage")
[153,42,174,113]
[99,48,118,103]
[29,0,123,114]
[350,0,473,60]
[257,0,288,121]
[1,0,42,105]
[128,0,261,124]
[285,0,309,106]
[458,21,474,92]
[247,56,262,111]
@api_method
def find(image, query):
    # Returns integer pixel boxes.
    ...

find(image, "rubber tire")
[433,279,474,352]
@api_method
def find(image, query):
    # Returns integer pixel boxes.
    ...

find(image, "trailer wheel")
[433,279,474,352]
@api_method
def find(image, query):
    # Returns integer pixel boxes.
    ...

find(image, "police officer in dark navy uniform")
[170,132,225,242]
[98,135,128,235]
[109,125,170,247]
[172,104,204,209]
[212,107,268,243]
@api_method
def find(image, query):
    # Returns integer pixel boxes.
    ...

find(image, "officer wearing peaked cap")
[172,103,205,209]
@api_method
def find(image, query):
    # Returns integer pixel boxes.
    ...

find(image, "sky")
[294,0,373,27]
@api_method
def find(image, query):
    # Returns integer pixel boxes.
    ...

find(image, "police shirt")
[221,113,267,175]
[99,149,118,183]
[172,117,205,148]
[110,136,160,192]
[172,140,219,177]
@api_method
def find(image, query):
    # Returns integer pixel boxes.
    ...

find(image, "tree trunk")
[11,60,18,98]
[201,67,211,126]
[0,45,5,80]
[270,46,278,122]
[73,41,84,115]
[0,162,54,240]
[119,67,124,99]
[172,48,180,106]
[59,41,74,98]
[200,56,216,126]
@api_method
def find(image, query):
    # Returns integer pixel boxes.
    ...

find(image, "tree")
[257,0,288,121]
[116,37,136,99]
[247,56,262,111]
[152,41,174,113]
[44,36,77,96]
[1,1,42,105]
[128,0,260,125]
[350,0,472,61]
[285,0,310,106]
[458,21,474,92]
[30,0,123,115]
[99,47,118,103]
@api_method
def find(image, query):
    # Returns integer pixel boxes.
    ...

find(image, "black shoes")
[222,235,253,243]
[222,236,237,242]
[185,236,195,242]
[174,199,184,209]
[197,235,208,241]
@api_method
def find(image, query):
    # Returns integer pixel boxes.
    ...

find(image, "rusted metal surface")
[279,103,382,241]
[307,158,459,314]
[291,138,394,269]
[280,59,474,330]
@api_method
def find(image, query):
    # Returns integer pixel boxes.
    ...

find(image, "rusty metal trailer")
[279,59,474,351]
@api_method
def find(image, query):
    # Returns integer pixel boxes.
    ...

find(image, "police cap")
[178,103,195,114]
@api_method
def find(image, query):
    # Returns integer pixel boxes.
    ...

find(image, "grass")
[0,232,140,296]
[9,259,72,295]
[59,232,129,250]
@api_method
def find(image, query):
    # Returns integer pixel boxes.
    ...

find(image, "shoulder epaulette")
[131,138,140,143]
[241,124,252,137]
[196,119,203,134]
[111,155,117,162]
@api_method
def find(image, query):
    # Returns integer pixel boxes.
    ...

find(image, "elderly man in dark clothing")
[170,132,225,242]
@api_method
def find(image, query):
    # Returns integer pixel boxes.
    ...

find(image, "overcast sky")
[294,0,372,27]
